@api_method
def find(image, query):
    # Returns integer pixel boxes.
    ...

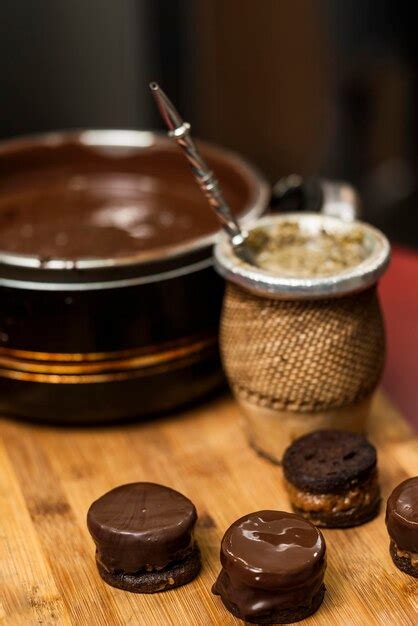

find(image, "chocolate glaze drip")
[386,477,418,552]
[0,139,251,260]
[87,482,197,573]
[213,510,326,620]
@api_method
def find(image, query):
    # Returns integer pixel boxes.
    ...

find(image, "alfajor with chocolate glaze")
[212,510,326,624]
[87,482,201,592]
[283,430,381,528]
[386,476,418,578]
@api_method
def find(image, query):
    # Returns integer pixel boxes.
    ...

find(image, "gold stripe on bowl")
[0,335,217,384]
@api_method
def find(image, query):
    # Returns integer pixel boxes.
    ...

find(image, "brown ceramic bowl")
[0,130,269,423]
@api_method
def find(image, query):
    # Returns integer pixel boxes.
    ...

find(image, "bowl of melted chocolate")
[0,130,269,422]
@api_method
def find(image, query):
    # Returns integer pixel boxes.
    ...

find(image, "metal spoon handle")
[149,82,253,258]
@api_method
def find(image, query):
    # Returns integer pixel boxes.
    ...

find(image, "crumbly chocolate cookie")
[87,482,201,593]
[96,546,202,593]
[283,430,380,528]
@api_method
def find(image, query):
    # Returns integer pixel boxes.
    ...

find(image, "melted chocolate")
[87,482,197,573]
[0,138,252,260]
[213,510,326,620]
[386,477,418,552]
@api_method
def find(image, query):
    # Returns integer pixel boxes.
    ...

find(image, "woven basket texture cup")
[215,212,390,462]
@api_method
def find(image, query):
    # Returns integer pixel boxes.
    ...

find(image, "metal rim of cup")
[0,129,270,290]
[214,212,391,300]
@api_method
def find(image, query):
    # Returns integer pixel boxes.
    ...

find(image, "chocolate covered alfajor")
[87,482,201,592]
[283,430,381,528]
[386,476,418,578]
[212,510,326,624]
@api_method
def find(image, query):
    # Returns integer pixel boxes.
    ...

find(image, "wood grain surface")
[1,391,417,625]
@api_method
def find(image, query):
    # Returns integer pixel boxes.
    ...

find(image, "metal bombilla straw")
[149,82,257,266]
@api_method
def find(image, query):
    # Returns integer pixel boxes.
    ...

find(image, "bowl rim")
[214,212,391,299]
[0,129,270,275]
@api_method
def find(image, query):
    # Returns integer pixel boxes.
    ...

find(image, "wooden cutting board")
[1,391,417,626]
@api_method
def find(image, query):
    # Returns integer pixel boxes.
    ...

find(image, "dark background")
[1,0,417,246]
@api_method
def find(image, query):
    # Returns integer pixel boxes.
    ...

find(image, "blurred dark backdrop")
[1,0,417,246]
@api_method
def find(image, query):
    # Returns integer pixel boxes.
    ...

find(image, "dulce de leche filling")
[393,542,418,568]
[284,472,380,514]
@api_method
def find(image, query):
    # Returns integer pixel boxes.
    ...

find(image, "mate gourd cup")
[215,212,390,463]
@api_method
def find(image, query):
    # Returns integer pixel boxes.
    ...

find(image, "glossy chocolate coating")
[213,511,326,619]
[0,140,251,260]
[87,483,197,573]
[386,477,418,552]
